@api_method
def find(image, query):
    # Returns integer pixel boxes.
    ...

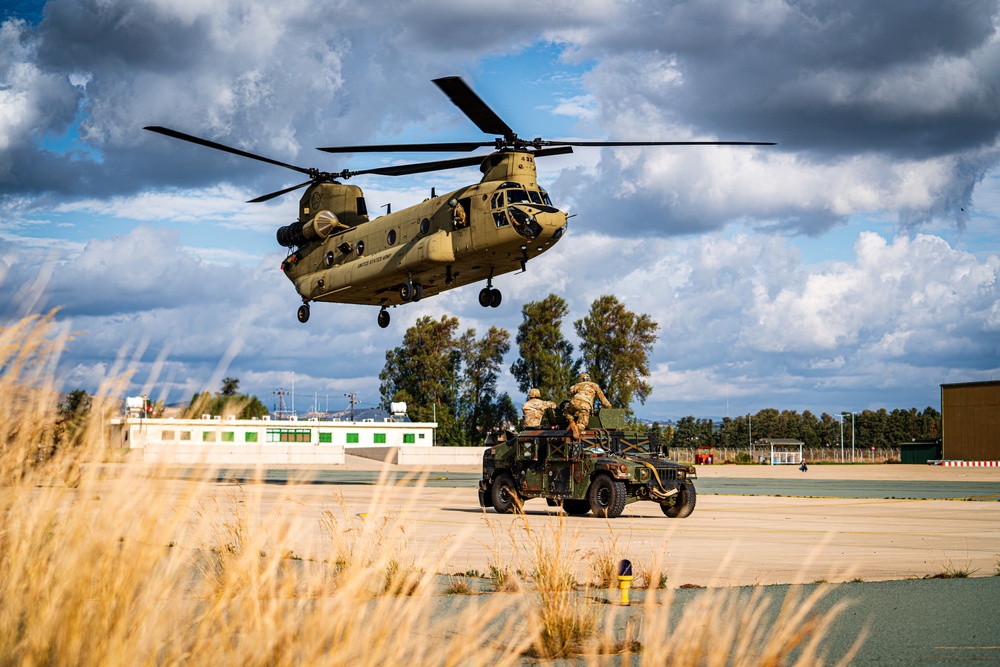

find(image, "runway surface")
[167,466,1000,500]
[93,461,1000,664]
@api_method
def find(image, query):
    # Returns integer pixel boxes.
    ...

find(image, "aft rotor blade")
[247,179,315,203]
[144,126,314,176]
[356,154,487,177]
[318,141,494,154]
[433,76,515,139]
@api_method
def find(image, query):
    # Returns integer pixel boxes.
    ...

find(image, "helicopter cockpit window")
[527,190,544,205]
[506,189,531,204]
[491,192,504,209]
[540,190,553,206]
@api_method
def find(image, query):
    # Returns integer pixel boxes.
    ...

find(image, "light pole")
[850,412,856,463]
[841,411,856,463]
[832,413,843,463]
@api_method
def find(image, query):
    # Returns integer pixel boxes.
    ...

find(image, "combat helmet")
[528,388,540,399]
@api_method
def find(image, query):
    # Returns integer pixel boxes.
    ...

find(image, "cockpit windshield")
[496,186,555,208]
[506,189,531,204]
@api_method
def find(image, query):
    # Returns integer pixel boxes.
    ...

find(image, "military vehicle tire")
[562,499,590,516]
[478,288,492,307]
[588,475,627,518]
[491,472,521,514]
[661,481,696,518]
[297,304,310,323]
[377,310,390,328]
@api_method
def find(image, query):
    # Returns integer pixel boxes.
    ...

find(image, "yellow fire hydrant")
[617,559,633,606]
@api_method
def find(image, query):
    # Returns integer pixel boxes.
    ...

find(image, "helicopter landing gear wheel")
[399,281,424,303]
[377,309,390,329]
[478,287,502,308]
[297,304,310,323]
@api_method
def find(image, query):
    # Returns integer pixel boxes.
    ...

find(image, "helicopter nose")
[535,210,567,237]
[533,209,568,242]
[508,204,567,241]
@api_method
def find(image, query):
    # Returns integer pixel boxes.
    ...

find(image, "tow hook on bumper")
[650,486,679,501]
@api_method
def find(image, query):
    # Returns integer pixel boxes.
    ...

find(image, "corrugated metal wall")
[941,382,1000,461]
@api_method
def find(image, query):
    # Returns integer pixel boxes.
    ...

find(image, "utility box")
[900,440,942,464]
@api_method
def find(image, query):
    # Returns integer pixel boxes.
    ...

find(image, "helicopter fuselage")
[279,150,568,309]
[146,74,772,328]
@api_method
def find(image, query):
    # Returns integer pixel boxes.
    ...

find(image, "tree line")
[657,407,941,451]
[379,294,659,446]
[55,300,941,454]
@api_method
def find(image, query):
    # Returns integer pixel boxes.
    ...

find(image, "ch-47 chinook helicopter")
[146,77,773,328]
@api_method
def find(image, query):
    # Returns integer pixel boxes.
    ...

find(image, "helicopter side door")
[450,196,476,255]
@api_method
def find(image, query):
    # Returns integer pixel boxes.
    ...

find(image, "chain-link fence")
[666,446,902,464]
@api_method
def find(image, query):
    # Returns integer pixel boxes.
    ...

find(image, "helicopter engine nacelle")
[276,211,344,248]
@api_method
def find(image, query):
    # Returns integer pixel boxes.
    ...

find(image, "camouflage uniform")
[521,388,557,428]
[565,373,611,440]
[450,199,467,228]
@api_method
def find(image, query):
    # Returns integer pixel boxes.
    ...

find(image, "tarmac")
[124,457,1000,587]
[106,458,1000,664]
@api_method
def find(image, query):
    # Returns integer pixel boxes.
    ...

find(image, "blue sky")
[2,1,1000,421]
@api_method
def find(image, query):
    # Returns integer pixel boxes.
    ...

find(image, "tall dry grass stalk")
[0,314,529,666]
[0,313,864,665]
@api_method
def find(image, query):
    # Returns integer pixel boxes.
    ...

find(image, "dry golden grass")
[0,312,865,665]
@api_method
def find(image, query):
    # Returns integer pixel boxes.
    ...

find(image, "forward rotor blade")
[318,141,493,154]
[247,180,315,203]
[541,140,777,147]
[433,76,515,139]
[531,146,575,158]
[144,126,314,176]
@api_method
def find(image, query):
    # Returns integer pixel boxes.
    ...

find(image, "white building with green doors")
[109,413,437,465]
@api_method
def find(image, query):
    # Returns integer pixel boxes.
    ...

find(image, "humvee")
[479,408,697,518]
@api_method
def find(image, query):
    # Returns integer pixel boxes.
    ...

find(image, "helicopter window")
[356,240,365,255]
[420,218,430,234]
[493,211,508,228]
[491,193,504,209]
[357,197,368,216]
[506,189,531,204]
[528,191,544,205]
[540,190,553,206]
[387,229,397,246]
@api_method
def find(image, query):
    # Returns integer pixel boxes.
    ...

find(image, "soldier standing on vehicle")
[566,372,611,440]
[521,388,557,428]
